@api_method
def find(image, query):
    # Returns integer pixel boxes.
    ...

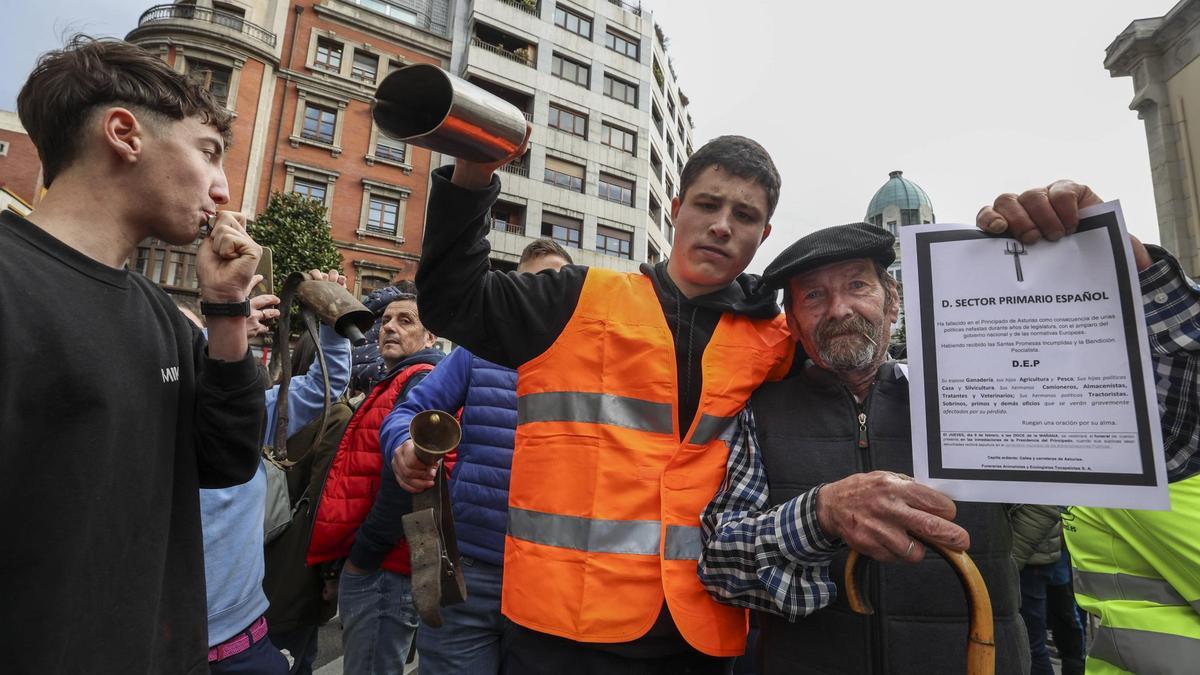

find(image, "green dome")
[865,170,935,221]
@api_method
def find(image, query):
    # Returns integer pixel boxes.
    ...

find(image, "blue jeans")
[338,567,419,675]
[1020,555,1086,675]
[415,556,505,675]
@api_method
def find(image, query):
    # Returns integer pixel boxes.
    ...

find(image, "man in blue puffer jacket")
[380,239,571,674]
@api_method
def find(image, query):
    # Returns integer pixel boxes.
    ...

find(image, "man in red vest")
[308,291,444,673]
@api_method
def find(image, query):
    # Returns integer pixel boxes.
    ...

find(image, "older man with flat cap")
[698,222,1048,674]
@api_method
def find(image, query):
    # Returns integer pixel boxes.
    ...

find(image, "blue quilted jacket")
[380,347,516,565]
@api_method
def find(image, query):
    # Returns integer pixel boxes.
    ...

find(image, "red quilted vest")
[306,363,435,574]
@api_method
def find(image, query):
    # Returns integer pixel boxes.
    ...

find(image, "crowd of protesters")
[1,35,1197,675]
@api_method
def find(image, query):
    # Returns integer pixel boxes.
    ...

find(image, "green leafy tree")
[248,191,344,293]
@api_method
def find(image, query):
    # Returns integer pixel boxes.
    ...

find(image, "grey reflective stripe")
[508,507,661,556]
[518,392,673,434]
[1074,570,1192,608]
[691,414,735,445]
[664,525,702,560]
[1090,625,1200,673]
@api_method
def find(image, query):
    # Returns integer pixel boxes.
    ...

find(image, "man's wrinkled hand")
[815,471,969,564]
[390,439,437,493]
[977,180,1101,244]
[977,180,1152,270]
[197,211,262,302]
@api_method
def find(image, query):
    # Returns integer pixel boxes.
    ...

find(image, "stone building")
[1105,0,1200,275]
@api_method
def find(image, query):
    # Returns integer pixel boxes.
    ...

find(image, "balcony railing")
[522,110,533,121]
[489,217,524,235]
[608,0,642,16]
[470,36,534,67]
[497,0,539,16]
[499,161,530,177]
[138,3,277,47]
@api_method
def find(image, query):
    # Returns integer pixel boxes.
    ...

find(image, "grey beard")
[815,316,888,371]
[818,336,879,371]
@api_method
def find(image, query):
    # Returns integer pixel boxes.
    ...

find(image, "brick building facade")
[123,0,452,298]
[0,111,41,207]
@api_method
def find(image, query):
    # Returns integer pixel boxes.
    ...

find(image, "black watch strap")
[200,298,251,317]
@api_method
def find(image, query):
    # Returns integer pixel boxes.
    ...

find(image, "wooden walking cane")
[844,541,996,675]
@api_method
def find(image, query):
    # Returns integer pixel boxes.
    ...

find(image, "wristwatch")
[200,298,251,317]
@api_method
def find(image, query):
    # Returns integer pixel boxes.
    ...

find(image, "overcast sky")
[1,0,1180,272]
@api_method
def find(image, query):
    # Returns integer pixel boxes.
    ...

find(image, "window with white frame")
[186,60,233,107]
[292,177,328,204]
[374,137,407,164]
[315,38,343,72]
[351,50,379,83]
[366,195,401,235]
[302,103,337,144]
[358,180,409,240]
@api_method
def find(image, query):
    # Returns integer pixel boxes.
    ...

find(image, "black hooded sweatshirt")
[415,167,781,657]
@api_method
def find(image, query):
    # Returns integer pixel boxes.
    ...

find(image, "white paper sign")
[900,201,1168,509]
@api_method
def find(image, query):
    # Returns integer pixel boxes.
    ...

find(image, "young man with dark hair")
[393,134,793,672]
[380,239,572,674]
[0,36,265,674]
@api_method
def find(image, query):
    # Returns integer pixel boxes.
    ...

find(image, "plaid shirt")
[699,247,1200,619]
[698,406,842,620]
[1142,246,1200,482]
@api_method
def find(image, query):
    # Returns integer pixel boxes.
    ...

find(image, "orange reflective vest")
[503,268,794,656]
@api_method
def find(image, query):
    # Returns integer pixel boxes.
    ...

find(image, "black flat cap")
[761,222,896,290]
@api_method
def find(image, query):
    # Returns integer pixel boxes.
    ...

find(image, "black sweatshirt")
[416,167,782,656]
[0,211,264,674]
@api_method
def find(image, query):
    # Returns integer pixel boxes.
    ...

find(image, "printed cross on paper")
[1005,240,1027,282]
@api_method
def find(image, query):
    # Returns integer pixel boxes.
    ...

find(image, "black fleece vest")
[751,362,1029,675]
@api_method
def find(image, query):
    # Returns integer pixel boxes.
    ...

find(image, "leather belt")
[402,461,467,627]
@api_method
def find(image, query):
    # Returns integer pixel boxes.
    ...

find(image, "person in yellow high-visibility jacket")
[978,181,1200,674]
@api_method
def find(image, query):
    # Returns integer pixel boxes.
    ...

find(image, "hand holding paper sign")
[901,199,1169,510]
[976,180,1152,270]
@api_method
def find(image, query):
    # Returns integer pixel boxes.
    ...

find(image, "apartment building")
[445,0,693,271]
